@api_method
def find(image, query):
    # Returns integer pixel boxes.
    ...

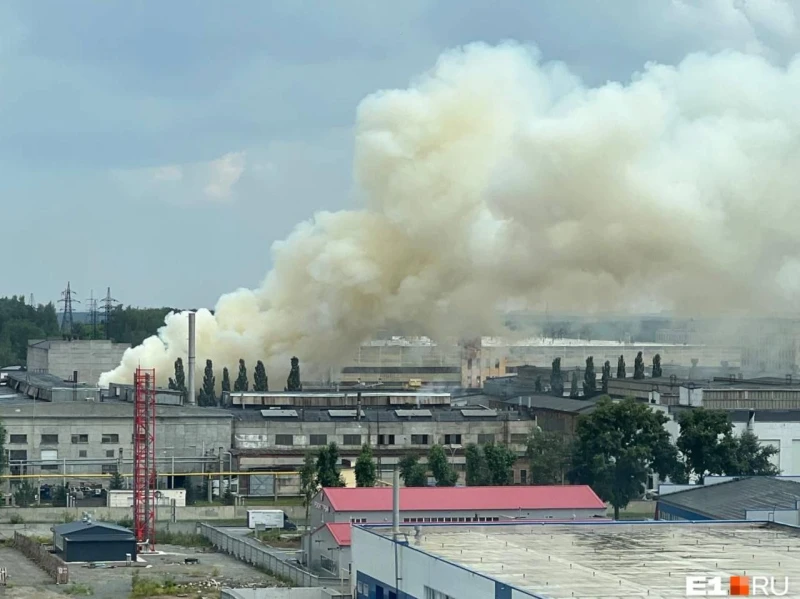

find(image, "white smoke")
[100,42,800,387]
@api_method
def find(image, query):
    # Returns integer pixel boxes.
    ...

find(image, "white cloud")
[152,165,183,182]
[203,151,246,200]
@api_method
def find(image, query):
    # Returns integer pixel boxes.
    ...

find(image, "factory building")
[27,339,130,386]
[0,396,233,484]
[656,476,800,525]
[5,371,100,402]
[351,521,800,599]
[53,519,137,563]
[309,485,606,530]
[230,405,535,491]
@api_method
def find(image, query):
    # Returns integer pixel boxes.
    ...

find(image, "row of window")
[274,433,528,447]
[35,463,118,473]
[8,434,120,445]
[8,449,118,461]
[425,587,456,599]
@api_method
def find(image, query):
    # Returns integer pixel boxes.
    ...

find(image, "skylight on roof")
[394,409,432,417]
[259,409,298,418]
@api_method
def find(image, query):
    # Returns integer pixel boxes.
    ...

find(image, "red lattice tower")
[133,367,157,552]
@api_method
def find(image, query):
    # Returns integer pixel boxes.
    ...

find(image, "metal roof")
[658,477,800,520]
[259,409,298,418]
[54,520,134,536]
[394,409,432,417]
[460,409,497,417]
[328,409,365,418]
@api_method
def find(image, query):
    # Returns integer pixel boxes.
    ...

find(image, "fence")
[13,532,69,584]
[199,524,343,589]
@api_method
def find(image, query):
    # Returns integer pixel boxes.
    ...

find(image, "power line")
[86,290,99,339]
[58,282,80,339]
[101,287,119,340]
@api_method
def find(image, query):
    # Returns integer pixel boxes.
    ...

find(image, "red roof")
[322,485,605,512]
[325,522,352,546]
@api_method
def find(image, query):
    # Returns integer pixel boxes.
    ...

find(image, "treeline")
[544,352,664,398]
[0,296,60,366]
[169,356,302,406]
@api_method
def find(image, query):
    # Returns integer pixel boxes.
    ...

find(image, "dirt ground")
[0,543,284,599]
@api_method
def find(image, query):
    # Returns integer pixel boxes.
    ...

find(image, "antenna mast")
[58,282,80,339]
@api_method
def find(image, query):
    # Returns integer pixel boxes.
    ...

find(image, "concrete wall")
[27,340,130,386]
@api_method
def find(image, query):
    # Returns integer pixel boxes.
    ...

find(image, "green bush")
[64,582,94,595]
[9,514,24,524]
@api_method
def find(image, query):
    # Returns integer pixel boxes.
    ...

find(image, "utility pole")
[101,287,118,340]
[58,282,79,339]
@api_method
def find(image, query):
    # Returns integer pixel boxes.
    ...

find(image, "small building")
[306,522,352,576]
[309,485,607,530]
[656,476,800,525]
[53,520,137,562]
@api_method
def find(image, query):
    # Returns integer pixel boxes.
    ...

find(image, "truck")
[247,509,297,531]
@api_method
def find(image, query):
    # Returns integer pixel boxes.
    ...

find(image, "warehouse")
[53,519,136,563]
[309,485,606,530]
[656,476,800,524]
[305,522,351,577]
[351,521,800,599]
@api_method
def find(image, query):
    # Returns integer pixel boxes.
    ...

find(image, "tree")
[222,487,236,506]
[601,361,611,394]
[550,358,564,397]
[198,359,216,407]
[221,367,231,398]
[109,469,124,490]
[169,358,187,393]
[652,354,663,378]
[354,444,377,487]
[527,429,573,484]
[428,444,458,486]
[398,455,427,487]
[482,442,517,485]
[234,359,249,393]
[534,376,543,393]
[725,431,779,477]
[465,443,489,485]
[299,452,318,527]
[253,360,269,392]
[286,356,302,391]
[53,484,69,507]
[677,408,780,482]
[14,481,36,507]
[569,370,579,398]
[583,357,596,397]
[616,355,626,378]
[315,442,344,488]
[633,351,645,379]
[569,397,679,519]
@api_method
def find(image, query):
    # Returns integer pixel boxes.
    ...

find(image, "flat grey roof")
[374,522,800,598]
[0,400,232,420]
[7,370,96,389]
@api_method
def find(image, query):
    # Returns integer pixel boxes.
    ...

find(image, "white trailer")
[107,489,186,508]
[247,509,284,530]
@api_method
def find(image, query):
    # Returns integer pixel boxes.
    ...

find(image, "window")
[71,434,89,444]
[79,450,87,458]
[343,434,361,446]
[41,434,58,445]
[495,359,500,369]
[520,469,528,484]
[309,434,327,446]
[444,434,462,445]
[510,433,528,444]
[411,434,429,445]
[378,434,395,446]
[275,434,294,446]
[9,434,27,444]
[477,433,494,444]
[101,464,117,474]
[40,464,59,471]
[106,450,115,458]
[9,450,27,461]
[101,433,119,444]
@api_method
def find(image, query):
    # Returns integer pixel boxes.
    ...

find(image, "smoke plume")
[100,42,800,387]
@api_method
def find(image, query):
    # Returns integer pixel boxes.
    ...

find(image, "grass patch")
[64,583,94,596]
[242,496,304,506]
[156,530,212,548]
[9,514,24,524]
[130,572,219,599]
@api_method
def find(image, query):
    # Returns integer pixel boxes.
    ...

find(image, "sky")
[2,0,799,310]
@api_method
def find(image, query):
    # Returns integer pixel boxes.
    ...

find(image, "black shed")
[53,520,137,563]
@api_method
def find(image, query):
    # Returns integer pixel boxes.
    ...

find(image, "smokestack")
[187,312,196,406]
[392,466,400,537]
[747,409,755,432]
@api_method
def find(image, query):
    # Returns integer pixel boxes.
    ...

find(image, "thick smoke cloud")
[100,42,800,387]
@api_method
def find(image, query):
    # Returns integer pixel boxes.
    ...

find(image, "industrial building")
[309,485,606,530]
[229,405,535,490]
[656,476,800,524]
[27,338,130,386]
[5,370,101,402]
[351,521,800,599]
[53,519,137,563]
[0,395,233,483]
[307,522,352,578]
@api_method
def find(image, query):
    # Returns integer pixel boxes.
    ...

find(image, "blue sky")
[2,0,798,308]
